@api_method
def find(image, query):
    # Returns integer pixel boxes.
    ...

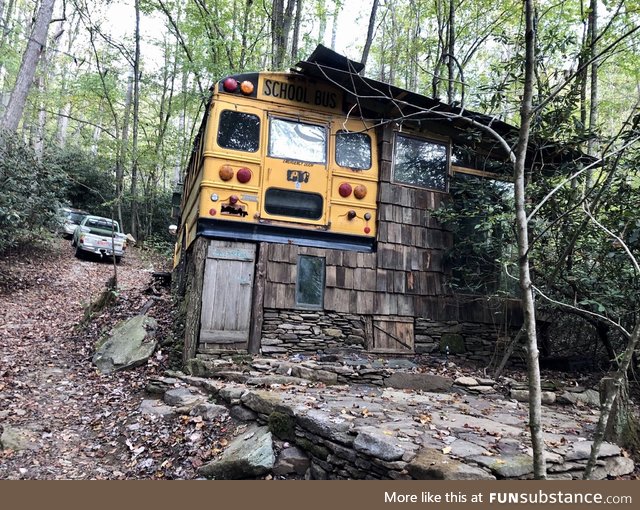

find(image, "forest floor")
[0,238,236,479]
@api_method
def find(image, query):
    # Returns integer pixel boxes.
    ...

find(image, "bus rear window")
[217,110,260,152]
[336,131,371,170]
[264,188,323,220]
[268,118,326,164]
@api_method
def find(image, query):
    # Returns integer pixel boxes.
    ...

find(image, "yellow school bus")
[175,71,378,265]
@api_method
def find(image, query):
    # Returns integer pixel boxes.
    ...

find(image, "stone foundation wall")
[260,309,523,366]
[261,309,368,354]
[415,318,525,366]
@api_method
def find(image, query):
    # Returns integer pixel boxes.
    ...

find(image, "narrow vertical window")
[296,255,325,308]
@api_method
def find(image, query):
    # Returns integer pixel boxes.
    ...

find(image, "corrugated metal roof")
[295,45,591,170]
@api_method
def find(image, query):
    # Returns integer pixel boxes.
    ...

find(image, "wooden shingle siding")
[258,124,506,338]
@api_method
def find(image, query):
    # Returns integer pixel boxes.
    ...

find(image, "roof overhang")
[295,45,594,172]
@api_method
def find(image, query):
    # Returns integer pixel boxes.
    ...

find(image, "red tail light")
[237,167,252,183]
[338,183,352,197]
[223,78,238,92]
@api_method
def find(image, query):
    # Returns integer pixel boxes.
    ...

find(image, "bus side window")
[217,110,260,152]
[335,131,371,170]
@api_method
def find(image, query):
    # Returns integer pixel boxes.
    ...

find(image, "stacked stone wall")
[261,309,367,354]
[260,309,524,366]
[415,318,525,366]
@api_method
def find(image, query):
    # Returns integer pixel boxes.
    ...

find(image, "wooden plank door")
[199,240,256,351]
[371,316,414,353]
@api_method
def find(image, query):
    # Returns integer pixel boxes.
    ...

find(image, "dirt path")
[0,240,175,479]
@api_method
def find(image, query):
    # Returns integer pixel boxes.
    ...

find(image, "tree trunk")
[130,0,141,239]
[117,73,134,229]
[584,322,640,478]
[360,0,379,70]
[1,0,56,132]
[271,0,295,69]
[316,0,326,46]
[432,0,445,100]
[291,0,304,60]
[515,0,546,479]
[586,0,598,189]
[329,1,339,50]
[447,0,456,103]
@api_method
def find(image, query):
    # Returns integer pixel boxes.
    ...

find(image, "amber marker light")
[354,185,367,199]
[237,167,252,183]
[240,81,254,95]
[219,165,234,181]
[338,182,353,197]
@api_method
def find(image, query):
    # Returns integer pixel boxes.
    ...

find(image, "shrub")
[0,130,67,253]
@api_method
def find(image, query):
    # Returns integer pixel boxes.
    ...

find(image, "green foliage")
[0,130,67,253]
[434,172,517,295]
[44,145,116,216]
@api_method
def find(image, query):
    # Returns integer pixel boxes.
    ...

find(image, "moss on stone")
[295,437,330,460]
[268,411,296,441]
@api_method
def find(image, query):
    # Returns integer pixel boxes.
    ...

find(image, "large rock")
[273,445,310,476]
[241,390,286,416]
[297,409,354,445]
[190,402,228,421]
[408,448,495,480]
[470,454,534,478]
[92,315,157,373]
[164,387,205,407]
[562,441,620,461]
[198,425,275,479]
[510,389,556,404]
[0,425,39,451]
[557,389,600,407]
[384,373,453,393]
[353,428,404,461]
[139,399,176,419]
[590,456,635,479]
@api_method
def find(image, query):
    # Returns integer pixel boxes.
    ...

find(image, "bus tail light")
[223,78,238,92]
[209,208,217,216]
[237,167,252,183]
[219,165,234,181]
[354,185,367,199]
[347,210,356,220]
[364,226,371,234]
[240,81,254,95]
[338,182,352,197]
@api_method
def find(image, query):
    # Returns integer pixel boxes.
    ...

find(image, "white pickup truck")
[72,215,127,262]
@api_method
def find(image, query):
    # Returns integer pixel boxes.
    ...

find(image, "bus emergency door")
[260,115,330,228]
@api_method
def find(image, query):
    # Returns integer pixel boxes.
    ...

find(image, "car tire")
[115,256,122,264]
[71,238,77,247]
[75,246,84,259]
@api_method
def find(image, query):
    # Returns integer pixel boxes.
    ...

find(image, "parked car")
[72,215,127,263]
[58,207,90,239]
